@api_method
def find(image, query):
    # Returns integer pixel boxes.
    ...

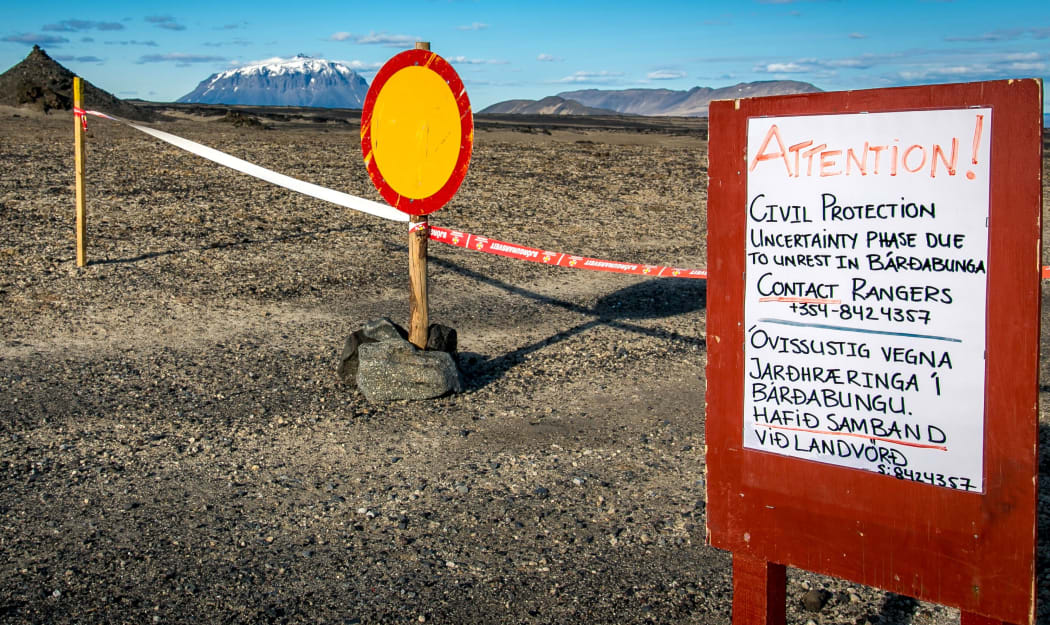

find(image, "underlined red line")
[758,296,841,304]
[756,422,948,451]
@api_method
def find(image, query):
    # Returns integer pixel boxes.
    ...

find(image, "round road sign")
[361,48,473,216]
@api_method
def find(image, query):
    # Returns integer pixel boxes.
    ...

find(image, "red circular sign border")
[360,48,473,216]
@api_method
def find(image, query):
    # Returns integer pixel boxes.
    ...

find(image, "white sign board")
[743,109,991,492]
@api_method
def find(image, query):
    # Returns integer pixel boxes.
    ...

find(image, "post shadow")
[87,224,369,266]
[426,253,708,390]
[877,592,920,624]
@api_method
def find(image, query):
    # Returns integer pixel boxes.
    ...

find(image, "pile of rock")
[220,110,266,128]
[338,318,461,402]
[0,45,157,121]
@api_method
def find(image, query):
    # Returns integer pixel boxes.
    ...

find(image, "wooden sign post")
[361,42,473,348]
[409,41,432,349]
[73,76,87,267]
[706,79,1042,625]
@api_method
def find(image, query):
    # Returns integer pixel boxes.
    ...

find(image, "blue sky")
[2,0,1047,113]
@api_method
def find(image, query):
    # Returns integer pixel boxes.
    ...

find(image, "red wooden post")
[733,555,786,625]
[961,612,1013,625]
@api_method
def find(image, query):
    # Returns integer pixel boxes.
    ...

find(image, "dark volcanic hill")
[0,45,155,121]
[479,96,619,116]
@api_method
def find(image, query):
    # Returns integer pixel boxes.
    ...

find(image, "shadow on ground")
[89,224,366,266]
[444,267,708,391]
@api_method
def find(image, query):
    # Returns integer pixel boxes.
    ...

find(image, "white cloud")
[446,56,509,65]
[328,30,419,46]
[826,58,874,69]
[352,31,419,47]
[537,53,563,62]
[456,22,489,31]
[944,27,1050,42]
[105,39,158,47]
[884,48,1048,85]
[202,39,252,48]
[553,70,625,84]
[647,70,686,80]
[1,33,70,45]
[54,54,104,63]
[753,54,883,75]
[145,15,186,31]
[137,52,226,65]
[760,62,808,73]
[337,59,385,71]
[43,20,124,32]
[1006,62,1046,71]
[1004,52,1041,61]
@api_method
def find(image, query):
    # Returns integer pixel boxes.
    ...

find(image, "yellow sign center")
[370,65,461,200]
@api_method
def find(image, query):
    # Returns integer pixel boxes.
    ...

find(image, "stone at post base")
[356,340,462,402]
[425,324,457,354]
[337,318,407,384]
[338,318,461,401]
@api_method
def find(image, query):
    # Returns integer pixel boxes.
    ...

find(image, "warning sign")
[705,79,1040,625]
[742,109,991,492]
[361,48,473,216]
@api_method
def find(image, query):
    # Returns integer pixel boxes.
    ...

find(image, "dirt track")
[0,108,1046,624]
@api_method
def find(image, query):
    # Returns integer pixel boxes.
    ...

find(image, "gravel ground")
[0,108,1046,624]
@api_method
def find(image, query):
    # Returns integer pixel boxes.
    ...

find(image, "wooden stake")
[409,214,429,348]
[732,554,786,625]
[407,40,432,349]
[73,76,87,267]
[960,612,1012,625]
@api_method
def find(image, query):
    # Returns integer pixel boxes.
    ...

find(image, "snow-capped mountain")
[177,55,370,108]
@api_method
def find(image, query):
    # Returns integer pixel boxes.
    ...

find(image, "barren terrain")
[0,106,1046,624]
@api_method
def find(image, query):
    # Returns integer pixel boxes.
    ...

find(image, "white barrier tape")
[72,109,1050,281]
[81,109,409,223]
[77,109,708,280]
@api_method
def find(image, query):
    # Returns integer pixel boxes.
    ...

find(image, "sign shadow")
[88,225,363,267]
[437,260,707,391]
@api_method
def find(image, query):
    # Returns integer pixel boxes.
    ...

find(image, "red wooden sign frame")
[706,79,1042,625]
[360,48,473,216]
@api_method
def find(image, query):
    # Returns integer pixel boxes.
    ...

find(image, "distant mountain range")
[480,95,618,116]
[481,81,822,117]
[178,55,369,108]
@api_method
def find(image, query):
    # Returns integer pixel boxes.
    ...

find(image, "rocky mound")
[0,45,155,121]
[480,96,620,116]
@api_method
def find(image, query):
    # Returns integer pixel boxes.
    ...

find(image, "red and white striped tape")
[73,106,88,130]
[427,225,707,279]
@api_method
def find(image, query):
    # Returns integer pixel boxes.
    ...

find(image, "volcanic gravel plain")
[0,105,1047,624]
